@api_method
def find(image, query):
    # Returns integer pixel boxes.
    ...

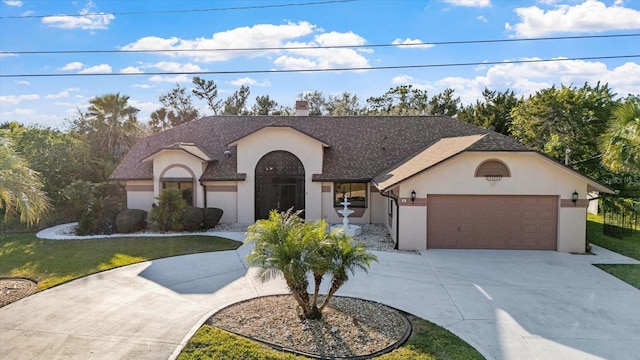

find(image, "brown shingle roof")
[109,116,530,182]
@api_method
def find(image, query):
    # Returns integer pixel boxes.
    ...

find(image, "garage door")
[427,195,558,250]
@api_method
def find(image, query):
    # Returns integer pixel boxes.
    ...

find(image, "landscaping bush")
[76,197,119,235]
[203,208,224,229]
[116,209,148,233]
[183,207,204,232]
[149,188,187,232]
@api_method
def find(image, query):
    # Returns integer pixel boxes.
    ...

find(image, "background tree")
[0,134,51,226]
[222,85,251,115]
[366,85,429,115]
[192,76,222,115]
[510,82,616,178]
[326,92,364,115]
[251,95,278,115]
[428,88,460,116]
[152,84,200,131]
[600,98,640,175]
[298,90,328,115]
[457,88,523,135]
[85,93,141,161]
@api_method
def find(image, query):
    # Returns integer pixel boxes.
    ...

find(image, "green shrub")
[203,208,224,229]
[116,209,148,233]
[149,188,187,232]
[76,197,119,235]
[183,207,204,232]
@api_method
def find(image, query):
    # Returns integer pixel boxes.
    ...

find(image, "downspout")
[379,189,400,250]
[201,182,207,208]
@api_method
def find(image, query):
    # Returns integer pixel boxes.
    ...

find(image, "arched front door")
[255,151,305,220]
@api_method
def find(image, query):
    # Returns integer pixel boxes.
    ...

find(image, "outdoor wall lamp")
[572,190,579,203]
[411,190,417,203]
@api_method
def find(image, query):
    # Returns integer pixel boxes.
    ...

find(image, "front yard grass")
[179,315,484,360]
[587,214,640,289]
[0,232,242,290]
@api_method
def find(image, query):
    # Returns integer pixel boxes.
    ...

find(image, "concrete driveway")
[1,235,639,360]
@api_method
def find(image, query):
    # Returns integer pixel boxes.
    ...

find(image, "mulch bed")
[0,278,37,308]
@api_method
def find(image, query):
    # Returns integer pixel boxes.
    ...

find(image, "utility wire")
[2,54,638,78]
[0,0,358,19]
[3,33,639,56]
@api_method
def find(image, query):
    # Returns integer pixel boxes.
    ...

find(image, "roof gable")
[142,142,213,162]
[374,134,486,190]
[228,125,329,147]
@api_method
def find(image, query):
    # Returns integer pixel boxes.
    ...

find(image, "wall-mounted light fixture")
[572,190,579,203]
[411,190,417,203]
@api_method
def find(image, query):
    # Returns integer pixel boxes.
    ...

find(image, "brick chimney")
[295,100,309,116]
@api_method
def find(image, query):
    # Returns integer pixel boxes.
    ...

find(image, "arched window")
[475,159,511,178]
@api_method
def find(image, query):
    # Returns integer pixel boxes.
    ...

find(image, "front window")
[334,182,367,208]
[162,181,193,206]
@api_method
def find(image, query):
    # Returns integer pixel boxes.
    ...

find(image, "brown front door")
[427,195,558,250]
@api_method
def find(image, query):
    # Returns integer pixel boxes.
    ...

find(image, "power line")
[2,54,638,78]
[2,33,639,56]
[0,0,358,19]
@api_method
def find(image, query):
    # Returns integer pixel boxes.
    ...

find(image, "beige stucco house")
[110,112,613,253]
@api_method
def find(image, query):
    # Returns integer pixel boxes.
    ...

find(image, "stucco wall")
[125,180,154,210]
[204,181,238,223]
[151,151,205,208]
[396,151,590,252]
[234,127,325,223]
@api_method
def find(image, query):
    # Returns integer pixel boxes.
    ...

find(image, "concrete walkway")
[1,232,639,359]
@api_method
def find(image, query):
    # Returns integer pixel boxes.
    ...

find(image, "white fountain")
[330,195,362,237]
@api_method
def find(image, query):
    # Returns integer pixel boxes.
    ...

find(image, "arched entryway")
[255,151,305,220]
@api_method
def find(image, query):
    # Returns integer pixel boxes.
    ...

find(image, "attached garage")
[427,195,558,250]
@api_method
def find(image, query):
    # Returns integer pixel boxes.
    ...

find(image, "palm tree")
[86,93,141,160]
[319,233,377,311]
[246,209,377,320]
[600,100,640,175]
[0,134,50,226]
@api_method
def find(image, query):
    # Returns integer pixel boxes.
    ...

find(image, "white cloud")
[45,91,70,99]
[0,52,17,57]
[42,0,114,30]
[477,15,488,23]
[15,80,30,85]
[273,56,318,70]
[392,38,434,49]
[60,61,84,71]
[431,58,640,104]
[128,100,158,113]
[392,74,416,84]
[78,64,112,74]
[121,22,371,71]
[0,94,39,104]
[133,84,152,89]
[121,66,143,74]
[150,61,202,72]
[122,21,316,62]
[506,1,640,37]
[148,74,189,83]
[3,1,22,7]
[2,108,36,116]
[443,0,490,7]
[230,77,272,87]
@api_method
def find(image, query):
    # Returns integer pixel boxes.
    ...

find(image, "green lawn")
[587,214,640,289]
[179,315,484,360]
[0,232,242,290]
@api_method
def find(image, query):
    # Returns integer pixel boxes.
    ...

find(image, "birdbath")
[331,195,362,237]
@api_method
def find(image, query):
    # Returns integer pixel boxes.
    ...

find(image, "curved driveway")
[1,232,639,360]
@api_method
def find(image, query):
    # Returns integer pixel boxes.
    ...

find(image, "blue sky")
[1,0,639,129]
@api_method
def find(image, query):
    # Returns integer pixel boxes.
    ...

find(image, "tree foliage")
[251,95,278,115]
[326,92,364,115]
[0,134,51,226]
[150,85,200,132]
[600,98,640,175]
[366,85,429,115]
[510,82,616,178]
[246,209,377,319]
[298,90,328,115]
[457,88,522,135]
[149,188,187,232]
[222,85,251,115]
[192,76,222,115]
